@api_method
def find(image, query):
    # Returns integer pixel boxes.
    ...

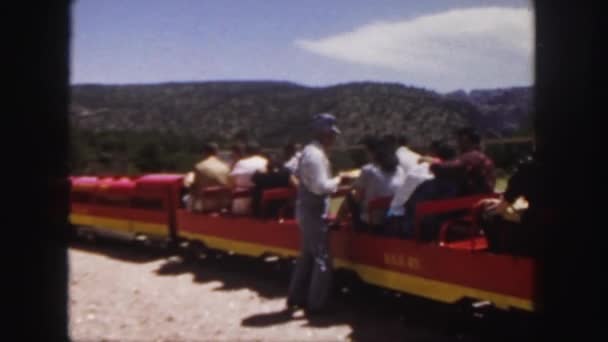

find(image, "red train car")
[68,174,536,312]
[69,174,182,244]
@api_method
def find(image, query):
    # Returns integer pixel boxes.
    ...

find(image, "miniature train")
[69,174,535,312]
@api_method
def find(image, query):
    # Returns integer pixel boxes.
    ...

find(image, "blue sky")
[71,0,533,93]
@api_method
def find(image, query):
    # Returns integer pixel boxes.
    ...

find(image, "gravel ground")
[68,239,530,341]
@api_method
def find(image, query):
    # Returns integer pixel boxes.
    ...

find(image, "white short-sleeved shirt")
[389,162,434,214]
[230,155,268,214]
[353,164,406,222]
[396,146,421,175]
[230,155,268,188]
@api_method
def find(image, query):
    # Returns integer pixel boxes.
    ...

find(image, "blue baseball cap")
[312,112,341,134]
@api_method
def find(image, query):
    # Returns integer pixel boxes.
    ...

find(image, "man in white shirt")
[350,136,406,228]
[389,161,434,216]
[229,141,268,214]
[395,135,421,175]
[230,141,268,187]
[287,113,341,315]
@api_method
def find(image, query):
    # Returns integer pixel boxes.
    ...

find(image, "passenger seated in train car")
[229,140,268,215]
[228,142,246,170]
[425,139,458,163]
[251,151,296,218]
[429,127,496,196]
[391,134,423,175]
[477,149,552,258]
[401,128,495,240]
[189,142,231,213]
[340,136,405,233]
[386,140,454,237]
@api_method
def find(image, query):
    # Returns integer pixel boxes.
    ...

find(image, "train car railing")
[414,193,500,250]
[260,187,296,222]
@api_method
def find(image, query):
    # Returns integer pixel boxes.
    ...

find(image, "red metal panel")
[176,210,351,260]
[129,208,168,225]
[176,208,533,300]
[348,234,534,299]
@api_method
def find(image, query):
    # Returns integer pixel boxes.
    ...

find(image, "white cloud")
[294,7,533,92]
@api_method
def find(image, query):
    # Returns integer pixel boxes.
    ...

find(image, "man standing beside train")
[287,113,342,315]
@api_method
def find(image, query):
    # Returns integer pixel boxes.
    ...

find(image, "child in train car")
[339,136,405,234]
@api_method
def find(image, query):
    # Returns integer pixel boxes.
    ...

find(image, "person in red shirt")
[401,127,495,239]
[429,127,495,196]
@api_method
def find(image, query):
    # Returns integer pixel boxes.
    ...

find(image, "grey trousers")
[287,198,333,312]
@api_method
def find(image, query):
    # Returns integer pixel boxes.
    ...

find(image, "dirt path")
[68,240,524,341]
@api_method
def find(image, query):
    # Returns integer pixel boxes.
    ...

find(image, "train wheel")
[183,240,207,263]
[165,238,179,253]
[134,234,152,248]
[77,228,96,243]
[259,253,281,271]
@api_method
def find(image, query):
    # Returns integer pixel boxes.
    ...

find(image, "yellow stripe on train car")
[181,231,533,312]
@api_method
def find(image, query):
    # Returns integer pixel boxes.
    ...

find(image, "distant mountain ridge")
[445,86,533,137]
[70,81,532,148]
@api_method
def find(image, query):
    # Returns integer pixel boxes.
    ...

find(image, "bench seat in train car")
[414,194,501,251]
